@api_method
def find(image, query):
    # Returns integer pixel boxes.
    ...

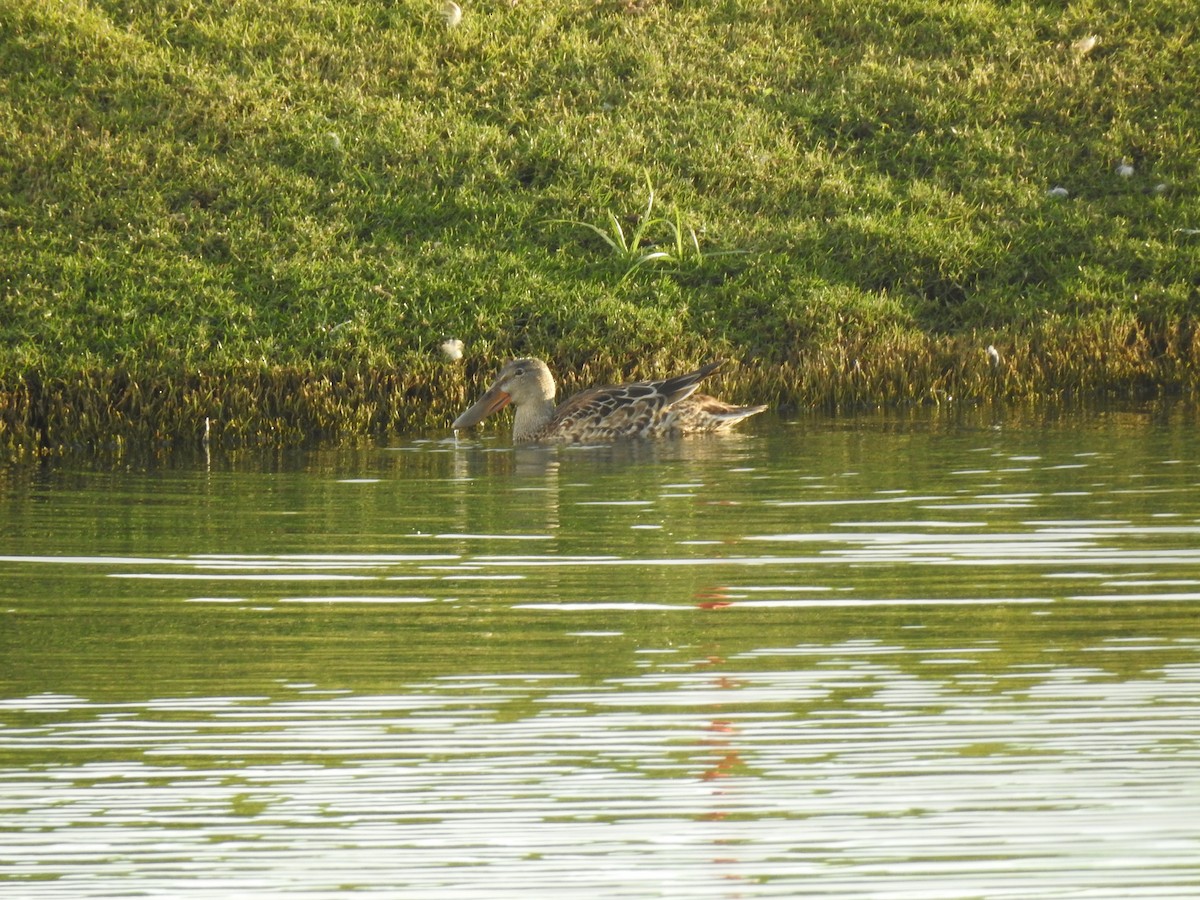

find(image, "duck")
[452,357,767,444]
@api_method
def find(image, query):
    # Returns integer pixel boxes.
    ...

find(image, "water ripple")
[4,646,1199,897]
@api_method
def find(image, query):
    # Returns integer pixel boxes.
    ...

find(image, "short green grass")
[2,0,1198,454]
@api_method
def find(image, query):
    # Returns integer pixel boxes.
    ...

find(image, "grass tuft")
[547,172,747,282]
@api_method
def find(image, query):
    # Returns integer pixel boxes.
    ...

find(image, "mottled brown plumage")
[452,358,766,444]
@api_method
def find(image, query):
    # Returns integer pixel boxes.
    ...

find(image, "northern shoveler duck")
[452,358,767,444]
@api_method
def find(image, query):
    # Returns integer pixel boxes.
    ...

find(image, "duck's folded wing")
[546,362,724,442]
[550,384,671,440]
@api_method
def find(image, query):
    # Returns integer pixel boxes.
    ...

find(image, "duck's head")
[452,358,556,431]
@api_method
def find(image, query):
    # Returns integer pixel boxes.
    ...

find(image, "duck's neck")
[512,399,557,443]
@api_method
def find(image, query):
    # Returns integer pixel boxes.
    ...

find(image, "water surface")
[3,407,1200,897]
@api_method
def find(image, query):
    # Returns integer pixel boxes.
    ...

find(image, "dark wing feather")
[655,360,722,404]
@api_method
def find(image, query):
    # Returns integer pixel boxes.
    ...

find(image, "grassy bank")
[2,0,1198,455]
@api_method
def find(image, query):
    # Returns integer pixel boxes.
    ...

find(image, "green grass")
[2,0,1198,455]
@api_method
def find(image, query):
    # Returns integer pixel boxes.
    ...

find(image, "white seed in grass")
[1116,162,1135,178]
[441,1,462,26]
[986,345,1001,368]
[1047,186,1070,199]
[440,338,464,362]
[1154,182,1169,195]
[1072,35,1099,56]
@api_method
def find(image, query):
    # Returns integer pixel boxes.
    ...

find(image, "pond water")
[2,406,1200,898]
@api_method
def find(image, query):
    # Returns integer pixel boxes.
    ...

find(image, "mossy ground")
[2,0,1198,456]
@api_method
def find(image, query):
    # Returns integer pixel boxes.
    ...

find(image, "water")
[3,407,1200,898]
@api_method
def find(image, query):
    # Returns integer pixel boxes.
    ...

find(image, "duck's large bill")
[452,386,511,430]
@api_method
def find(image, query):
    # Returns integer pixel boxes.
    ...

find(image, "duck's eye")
[514,367,525,377]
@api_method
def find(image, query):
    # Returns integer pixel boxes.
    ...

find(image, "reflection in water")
[3,409,1200,897]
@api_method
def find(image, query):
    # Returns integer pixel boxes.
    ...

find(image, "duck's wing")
[545,361,724,442]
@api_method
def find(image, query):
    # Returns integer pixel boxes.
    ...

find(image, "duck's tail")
[674,394,769,433]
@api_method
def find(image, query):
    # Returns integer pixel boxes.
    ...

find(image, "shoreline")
[4,318,1195,461]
